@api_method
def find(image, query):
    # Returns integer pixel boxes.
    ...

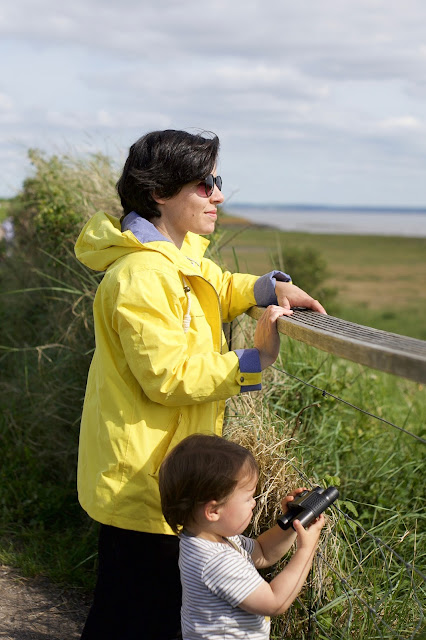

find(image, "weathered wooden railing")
[245,307,426,384]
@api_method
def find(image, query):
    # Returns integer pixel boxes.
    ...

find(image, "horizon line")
[226,202,426,213]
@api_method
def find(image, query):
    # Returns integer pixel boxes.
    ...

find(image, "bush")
[270,244,338,313]
[14,149,121,256]
[0,148,121,586]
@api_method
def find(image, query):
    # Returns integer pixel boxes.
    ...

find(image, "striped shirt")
[179,533,270,639]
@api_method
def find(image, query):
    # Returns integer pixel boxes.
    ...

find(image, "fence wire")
[272,364,426,445]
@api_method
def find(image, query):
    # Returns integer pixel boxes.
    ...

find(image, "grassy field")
[216,215,426,340]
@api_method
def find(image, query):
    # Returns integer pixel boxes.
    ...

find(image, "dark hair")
[159,434,258,535]
[116,129,220,220]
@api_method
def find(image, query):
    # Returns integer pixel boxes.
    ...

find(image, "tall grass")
[0,149,424,637]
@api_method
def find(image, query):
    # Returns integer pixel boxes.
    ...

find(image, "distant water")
[226,205,426,238]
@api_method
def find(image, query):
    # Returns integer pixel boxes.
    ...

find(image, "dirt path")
[0,565,90,640]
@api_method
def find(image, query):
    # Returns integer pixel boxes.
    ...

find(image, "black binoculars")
[277,486,339,530]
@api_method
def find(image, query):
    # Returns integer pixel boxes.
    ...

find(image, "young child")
[159,433,325,640]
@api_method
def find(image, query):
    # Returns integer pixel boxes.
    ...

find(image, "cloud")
[0,93,19,124]
[0,93,14,110]
[379,116,422,130]
[1,0,426,204]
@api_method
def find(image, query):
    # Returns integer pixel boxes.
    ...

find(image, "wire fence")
[273,364,426,445]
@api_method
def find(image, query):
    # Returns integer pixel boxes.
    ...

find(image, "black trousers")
[81,525,182,640]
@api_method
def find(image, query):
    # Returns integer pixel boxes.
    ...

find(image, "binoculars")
[277,486,339,530]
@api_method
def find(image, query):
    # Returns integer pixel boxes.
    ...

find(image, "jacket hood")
[74,211,210,272]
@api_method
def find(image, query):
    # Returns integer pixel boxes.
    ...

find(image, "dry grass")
[325,263,426,309]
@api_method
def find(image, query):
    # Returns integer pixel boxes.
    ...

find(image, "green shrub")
[0,148,121,586]
[14,148,121,256]
[270,244,339,313]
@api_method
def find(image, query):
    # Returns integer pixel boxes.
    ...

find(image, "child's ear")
[204,500,221,522]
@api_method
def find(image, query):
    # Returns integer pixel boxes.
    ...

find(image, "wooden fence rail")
[245,307,426,384]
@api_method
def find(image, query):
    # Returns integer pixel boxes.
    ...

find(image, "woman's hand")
[254,305,291,370]
[275,282,327,314]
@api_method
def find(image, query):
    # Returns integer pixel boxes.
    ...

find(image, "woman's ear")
[204,500,221,522]
[152,192,166,205]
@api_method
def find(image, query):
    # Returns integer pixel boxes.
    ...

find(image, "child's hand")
[280,487,307,513]
[293,514,325,551]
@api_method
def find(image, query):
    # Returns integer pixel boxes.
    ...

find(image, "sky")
[1,0,426,207]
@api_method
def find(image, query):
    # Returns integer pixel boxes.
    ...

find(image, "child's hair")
[159,434,258,534]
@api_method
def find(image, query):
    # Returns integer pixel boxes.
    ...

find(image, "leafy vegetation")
[0,150,117,588]
[0,149,424,637]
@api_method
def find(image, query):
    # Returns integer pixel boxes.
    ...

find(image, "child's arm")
[239,515,325,616]
[251,488,306,569]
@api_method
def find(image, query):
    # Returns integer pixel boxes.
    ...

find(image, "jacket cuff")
[235,348,262,392]
[253,271,292,306]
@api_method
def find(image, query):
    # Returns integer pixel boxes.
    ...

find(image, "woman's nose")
[210,184,225,204]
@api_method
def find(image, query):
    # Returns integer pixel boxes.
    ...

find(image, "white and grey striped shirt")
[179,533,270,639]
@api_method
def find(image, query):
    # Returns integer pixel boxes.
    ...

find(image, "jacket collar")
[75,211,212,274]
[122,211,210,267]
[121,211,172,244]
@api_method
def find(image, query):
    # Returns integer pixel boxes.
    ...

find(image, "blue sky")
[1,0,426,206]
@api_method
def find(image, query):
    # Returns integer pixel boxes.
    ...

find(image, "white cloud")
[0,93,14,110]
[379,116,422,130]
[0,93,19,124]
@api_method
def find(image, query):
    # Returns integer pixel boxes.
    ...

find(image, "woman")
[74,129,326,640]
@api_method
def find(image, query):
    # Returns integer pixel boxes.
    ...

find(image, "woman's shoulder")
[107,245,184,280]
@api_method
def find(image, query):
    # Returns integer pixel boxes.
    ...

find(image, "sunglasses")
[196,174,223,197]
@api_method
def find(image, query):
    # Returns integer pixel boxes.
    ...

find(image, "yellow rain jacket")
[74,211,283,535]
